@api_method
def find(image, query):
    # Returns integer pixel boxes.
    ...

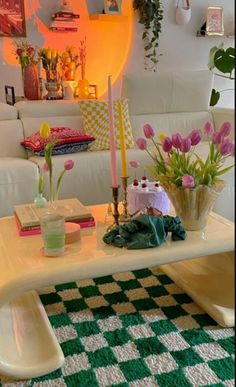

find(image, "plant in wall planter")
[133,0,164,71]
[208,43,235,106]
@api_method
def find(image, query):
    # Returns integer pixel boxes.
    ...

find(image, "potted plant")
[133,0,164,71]
[208,43,235,106]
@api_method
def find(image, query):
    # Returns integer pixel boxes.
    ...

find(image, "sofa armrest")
[210,107,235,139]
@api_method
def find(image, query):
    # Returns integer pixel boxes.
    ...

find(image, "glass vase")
[161,180,225,230]
[34,193,47,208]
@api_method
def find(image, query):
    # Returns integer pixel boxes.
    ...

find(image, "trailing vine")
[133,0,164,71]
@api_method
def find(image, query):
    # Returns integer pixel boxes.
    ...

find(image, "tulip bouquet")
[136,122,234,188]
[38,47,60,82]
[39,122,74,201]
[61,45,80,81]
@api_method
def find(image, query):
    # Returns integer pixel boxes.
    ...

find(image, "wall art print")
[0,0,26,37]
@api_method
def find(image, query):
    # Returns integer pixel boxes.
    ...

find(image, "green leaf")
[215,164,235,176]
[214,47,235,74]
[210,89,220,107]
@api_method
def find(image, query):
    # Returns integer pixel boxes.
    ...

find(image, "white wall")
[0,0,234,107]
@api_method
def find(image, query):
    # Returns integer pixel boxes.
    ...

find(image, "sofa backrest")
[15,100,83,138]
[0,103,27,158]
[121,70,214,141]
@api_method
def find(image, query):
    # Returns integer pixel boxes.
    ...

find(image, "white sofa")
[0,70,234,220]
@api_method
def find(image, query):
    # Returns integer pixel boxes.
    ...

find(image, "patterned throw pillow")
[24,141,92,156]
[78,99,134,151]
[21,127,95,152]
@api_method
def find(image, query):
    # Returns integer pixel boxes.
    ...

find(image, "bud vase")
[23,64,40,100]
[161,180,225,230]
[34,193,47,208]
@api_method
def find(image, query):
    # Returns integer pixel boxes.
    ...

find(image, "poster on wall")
[104,0,122,15]
[0,0,26,37]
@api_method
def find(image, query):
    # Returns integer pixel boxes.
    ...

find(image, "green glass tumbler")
[40,213,65,256]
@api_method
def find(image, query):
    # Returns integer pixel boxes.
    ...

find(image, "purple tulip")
[143,124,155,139]
[219,122,231,138]
[204,121,214,136]
[136,138,147,150]
[172,133,182,149]
[212,131,222,145]
[189,129,203,146]
[180,137,191,153]
[129,160,140,168]
[219,139,235,156]
[162,137,172,152]
[43,163,49,172]
[230,143,235,157]
[182,175,195,188]
[64,160,74,170]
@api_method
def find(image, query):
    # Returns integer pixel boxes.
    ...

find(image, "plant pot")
[45,82,61,100]
[161,181,225,230]
[23,64,40,100]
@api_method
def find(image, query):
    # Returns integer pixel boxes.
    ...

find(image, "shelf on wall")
[89,14,128,22]
[196,32,234,38]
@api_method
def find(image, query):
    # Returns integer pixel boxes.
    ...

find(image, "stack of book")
[50,1,80,32]
[14,198,95,236]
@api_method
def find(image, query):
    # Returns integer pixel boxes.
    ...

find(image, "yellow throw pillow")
[78,99,134,151]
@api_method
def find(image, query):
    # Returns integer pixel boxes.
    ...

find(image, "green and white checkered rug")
[0,266,234,387]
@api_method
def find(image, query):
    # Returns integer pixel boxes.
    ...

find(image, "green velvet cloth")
[103,214,187,249]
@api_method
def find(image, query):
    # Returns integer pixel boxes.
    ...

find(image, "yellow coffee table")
[0,204,234,379]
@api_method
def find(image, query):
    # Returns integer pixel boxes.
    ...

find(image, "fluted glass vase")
[161,180,225,230]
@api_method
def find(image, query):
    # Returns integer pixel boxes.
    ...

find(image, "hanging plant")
[133,0,164,71]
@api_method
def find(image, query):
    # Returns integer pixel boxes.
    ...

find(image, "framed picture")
[0,0,26,37]
[206,6,224,36]
[104,0,122,15]
[5,86,16,105]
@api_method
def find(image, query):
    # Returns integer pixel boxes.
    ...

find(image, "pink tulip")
[64,160,74,170]
[189,129,203,146]
[230,143,235,157]
[212,131,222,145]
[180,138,191,153]
[182,175,195,188]
[162,137,172,152]
[204,121,214,136]
[172,133,182,149]
[43,163,49,172]
[129,160,140,168]
[219,122,231,138]
[143,124,155,139]
[219,139,234,156]
[136,138,147,150]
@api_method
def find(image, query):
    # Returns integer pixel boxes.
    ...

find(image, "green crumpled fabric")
[103,214,187,249]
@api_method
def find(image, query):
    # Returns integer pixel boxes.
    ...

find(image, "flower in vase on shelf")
[136,122,235,230]
[39,122,74,202]
[61,45,80,81]
[14,40,37,70]
[38,47,60,82]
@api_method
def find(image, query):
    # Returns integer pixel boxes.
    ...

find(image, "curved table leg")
[0,290,64,379]
[160,252,235,328]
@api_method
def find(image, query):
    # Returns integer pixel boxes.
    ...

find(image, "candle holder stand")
[119,176,131,223]
[107,186,120,230]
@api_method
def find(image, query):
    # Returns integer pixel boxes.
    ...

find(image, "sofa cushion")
[121,70,213,115]
[0,120,27,158]
[129,111,214,144]
[78,99,134,151]
[15,100,81,118]
[21,127,95,153]
[0,103,18,120]
[0,157,39,217]
[25,141,93,156]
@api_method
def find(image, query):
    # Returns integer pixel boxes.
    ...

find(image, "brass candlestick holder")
[107,186,120,230]
[119,176,131,223]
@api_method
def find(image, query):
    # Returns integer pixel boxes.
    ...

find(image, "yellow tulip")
[51,49,57,59]
[159,132,166,143]
[46,48,52,60]
[39,122,51,139]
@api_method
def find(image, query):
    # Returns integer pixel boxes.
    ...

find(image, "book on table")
[14,198,95,232]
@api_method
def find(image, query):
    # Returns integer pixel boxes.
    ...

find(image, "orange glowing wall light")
[3,0,134,98]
